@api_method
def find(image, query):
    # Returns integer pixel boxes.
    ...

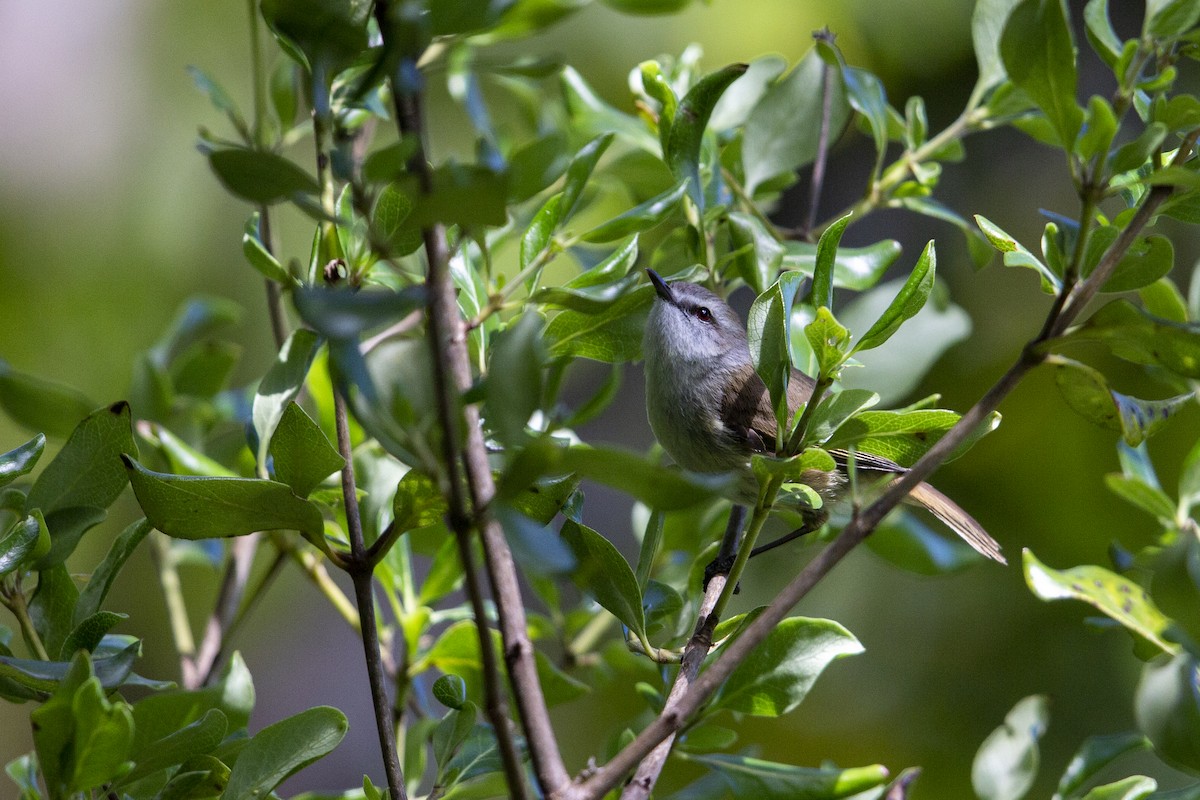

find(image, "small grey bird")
[642,268,1005,564]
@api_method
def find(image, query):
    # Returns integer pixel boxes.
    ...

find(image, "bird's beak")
[646,269,675,304]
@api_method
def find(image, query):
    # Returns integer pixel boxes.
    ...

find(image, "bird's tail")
[905,481,1006,564]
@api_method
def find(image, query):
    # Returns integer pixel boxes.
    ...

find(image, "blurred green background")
[2,0,1198,796]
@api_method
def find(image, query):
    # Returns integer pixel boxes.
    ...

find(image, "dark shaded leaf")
[561,520,645,638]
[665,63,747,209]
[209,149,320,205]
[221,706,347,800]
[124,456,324,539]
[0,361,94,438]
[743,48,850,196]
[691,753,889,799]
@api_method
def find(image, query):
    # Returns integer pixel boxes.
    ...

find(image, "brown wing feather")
[721,366,1006,564]
[721,367,818,453]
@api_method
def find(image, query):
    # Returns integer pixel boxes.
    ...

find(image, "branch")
[336,391,409,800]
[620,571,727,799]
[802,28,837,239]
[375,4,565,795]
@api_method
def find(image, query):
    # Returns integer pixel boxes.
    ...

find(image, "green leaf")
[253,328,322,472]
[0,434,44,489]
[712,617,862,717]
[743,48,850,196]
[1145,0,1200,39]
[485,312,545,446]
[560,445,730,510]
[1024,549,1178,656]
[521,193,563,275]
[117,708,228,787]
[690,753,889,799]
[1135,654,1200,773]
[221,706,348,800]
[976,214,1060,292]
[269,402,344,498]
[124,456,324,539]
[170,339,240,398]
[1081,776,1158,800]
[419,535,464,605]
[35,506,108,570]
[727,212,783,294]
[1101,235,1174,293]
[811,214,851,311]
[781,239,902,291]
[392,469,447,533]
[826,408,973,467]
[372,182,423,256]
[1070,300,1200,378]
[0,640,170,695]
[1106,473,1177,521]
[433,701,477,775]
[1051,357,1191,447]
[582,181,688,243]
[1000,0,1083,147]
[853,240,936,353]
[0,361,94,438]
[972,694,1050,800]
[260,0,366,74]
[30,562,79,659]
[495,505,576,576]
[843,65,890,165]
[545,283,654,362]
[25,402,136,516]
[209,148,320,205]
[1112,123,1168,174]
[1055,732,1150,800]
[508,131,570,202]
[392,165,509,230]
[433,674,468,710]
[1180,436,1200,514]
[61,611,126,658]
[665,63,747,209]
[0,515,46,577]
[749,273,805,432]
[242,214,294,285]
[804,307,851,379]
[560,133,614,222]
[974,0,1024,90]
[132,651,253,741]
[561,520,645,639]
[1084,0,1124,69]
[560,67,659,153]
[710,55,787,132]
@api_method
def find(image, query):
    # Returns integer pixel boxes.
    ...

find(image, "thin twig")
[803,29,837,239]
[337,390,409,800]
[376,3,552,795]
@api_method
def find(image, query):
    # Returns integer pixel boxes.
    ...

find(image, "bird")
[641,268,1005,564]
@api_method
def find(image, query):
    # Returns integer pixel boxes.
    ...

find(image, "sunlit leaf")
[1024,549,1178,656]
[973,694,1050,800]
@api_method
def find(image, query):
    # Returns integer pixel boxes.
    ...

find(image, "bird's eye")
[694,306,714,323]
